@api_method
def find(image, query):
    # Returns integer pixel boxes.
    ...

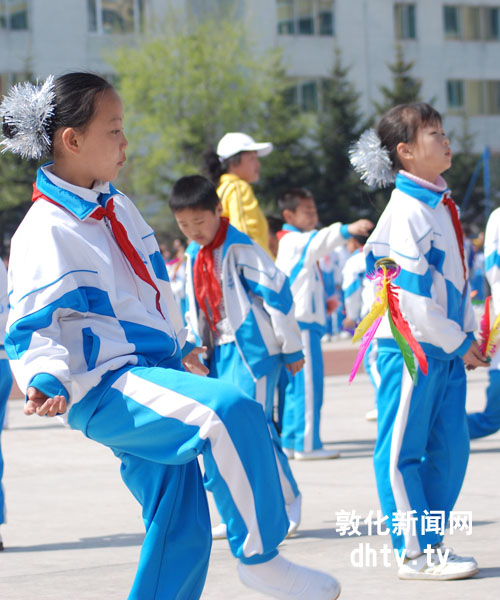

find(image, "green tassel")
[388,311,418,383]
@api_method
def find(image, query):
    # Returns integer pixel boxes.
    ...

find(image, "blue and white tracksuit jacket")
[364,172,476,557]
[468,206,500,438]
[184,225,303,503]
[0,260,13,526]
[6,165,290,599]
[275,222,350,452]
[341,250,379,392]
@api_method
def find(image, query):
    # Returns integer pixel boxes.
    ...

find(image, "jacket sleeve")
[342,254,364,322]
[6,221,98,401]
[238,243,303,361]
[484,208,500,315]
[220,180,271,254]
[303,222,350,266]
[364,203,471,357]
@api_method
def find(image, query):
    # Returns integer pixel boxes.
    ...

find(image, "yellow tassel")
[486,311,500,358]
[352,267,389,343]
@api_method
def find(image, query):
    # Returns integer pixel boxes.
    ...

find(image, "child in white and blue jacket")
[1,72,340,600]
[0,260,13,551]
[468,206,500,438]
[275,188,373,460]
[169,175,304,539]
[353,102,487,580]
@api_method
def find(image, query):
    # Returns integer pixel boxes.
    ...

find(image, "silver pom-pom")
[0,75,55,159]
[349,128,395,188]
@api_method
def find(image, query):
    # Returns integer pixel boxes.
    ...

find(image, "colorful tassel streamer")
[479,295,500,359]
[349,257,428,383]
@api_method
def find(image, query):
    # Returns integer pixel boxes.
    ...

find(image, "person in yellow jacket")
[203,132,273,255]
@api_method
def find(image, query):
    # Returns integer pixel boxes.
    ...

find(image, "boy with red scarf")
[169,175,304,541]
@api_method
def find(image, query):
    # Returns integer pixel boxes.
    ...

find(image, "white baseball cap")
[216,132,273,160]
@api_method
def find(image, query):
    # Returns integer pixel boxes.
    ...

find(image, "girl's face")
[398,121,451,182]
[228,151,260,183]
[56,88,128,189]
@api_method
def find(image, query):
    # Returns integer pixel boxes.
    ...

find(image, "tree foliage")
[312,48,372,225]
[373,43,422,115]
[111,13,291,232]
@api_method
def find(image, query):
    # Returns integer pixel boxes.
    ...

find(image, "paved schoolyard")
[0,361,498,600]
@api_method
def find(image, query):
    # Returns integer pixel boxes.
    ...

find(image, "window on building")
[277,0,295,34]
[88,0,144,34]
[447,79,465,109]
[447,79,500,115]
[317,0,333,35]
[277,0,334,36]
[0,0,29,30]
[395,3,416,40]
[444,5,500,41]
[444,5,462,39]
[485,7,500,40]
[301,80,318,111]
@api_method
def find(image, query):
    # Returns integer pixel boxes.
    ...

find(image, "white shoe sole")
[398,566,479,581]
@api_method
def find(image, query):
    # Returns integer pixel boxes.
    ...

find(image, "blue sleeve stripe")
[394,267,432,297]
[14,270,99,304]
[340,224,350,239]
[142,232,155,240]
[6,287,115,359]
[344,278,361,299]
[485,250,500,272]
[150,251,169,282]
[289,231,318,286]
[244,279,294,314]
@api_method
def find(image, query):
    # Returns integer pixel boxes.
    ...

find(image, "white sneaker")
[365,408,378,421]
[238,554,341,600]
[211,522,227,540]
[398,549,479,580]
[283,447,295,459]
[286,494,301,537]
[295,448,340,461]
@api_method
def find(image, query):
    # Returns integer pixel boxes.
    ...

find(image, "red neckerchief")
[194,217,229,331]
[276,229,290,241]
[32,184,165,319]
[442,193,467,284]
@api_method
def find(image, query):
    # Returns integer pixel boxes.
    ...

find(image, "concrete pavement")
[1,364,499,600]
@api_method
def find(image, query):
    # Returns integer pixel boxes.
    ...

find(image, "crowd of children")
[0,71,497,599]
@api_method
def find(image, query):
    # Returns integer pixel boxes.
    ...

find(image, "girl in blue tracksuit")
[0,73,339,600]
[354,103,487,580]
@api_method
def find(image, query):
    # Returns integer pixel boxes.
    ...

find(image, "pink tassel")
[349,316,382,384]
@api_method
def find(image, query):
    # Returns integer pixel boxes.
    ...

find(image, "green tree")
[254,63,318,214]
[110,14,289,234]
[445,117,483,226]
[312,48,371,224]
[373,43,422,115]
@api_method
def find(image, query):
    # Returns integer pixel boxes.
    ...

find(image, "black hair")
[202,148,243,185]
[169,174,221,213]
[278,187,314,215]
[377,102,442,171]
[2,72,112,154]
[266,214,284,236]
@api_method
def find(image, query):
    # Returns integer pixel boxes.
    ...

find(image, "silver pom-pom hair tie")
[349,128,395,189]
[0,74,55,160]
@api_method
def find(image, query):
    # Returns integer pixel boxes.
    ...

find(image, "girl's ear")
[60,127,81,155]
[396,141,413,163]
[216,202,223,217]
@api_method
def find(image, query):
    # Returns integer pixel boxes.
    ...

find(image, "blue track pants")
[281,329,324,452]
[374,347,469,557]
[0,359,13,525]
[68,363,288,600]
[209,343,299,504]
[467,369,500,439]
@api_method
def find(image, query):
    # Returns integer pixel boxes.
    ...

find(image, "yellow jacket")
[217,173,271,256]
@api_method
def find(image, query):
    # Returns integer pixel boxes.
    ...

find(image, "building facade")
[0,0,499,152]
